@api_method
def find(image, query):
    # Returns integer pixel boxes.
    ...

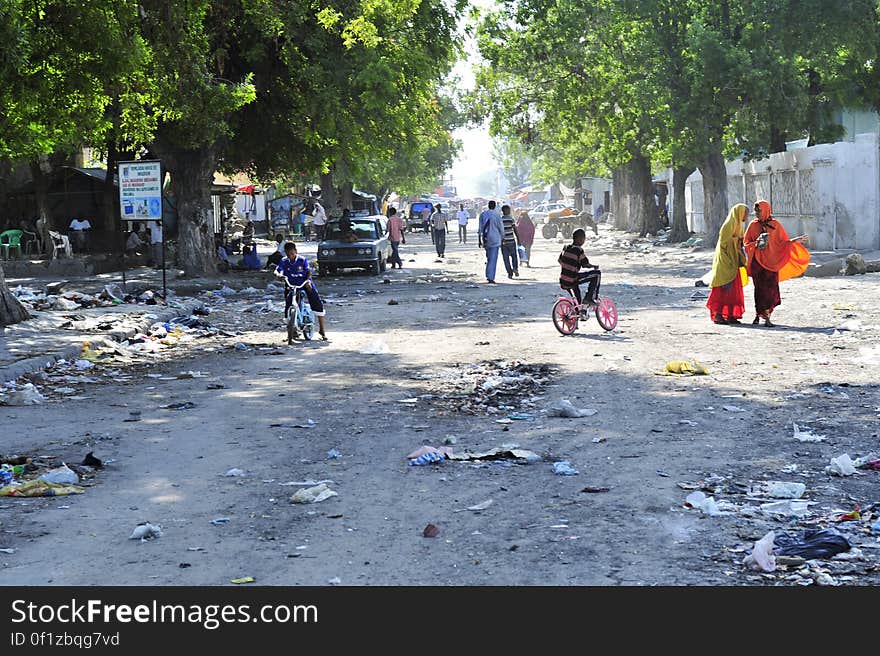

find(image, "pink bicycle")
[552,293,618,335]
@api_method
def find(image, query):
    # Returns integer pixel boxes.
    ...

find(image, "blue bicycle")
[285,281,315,343]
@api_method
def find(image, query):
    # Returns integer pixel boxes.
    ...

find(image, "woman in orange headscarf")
[743,200,810,327]
[707,203,749,324]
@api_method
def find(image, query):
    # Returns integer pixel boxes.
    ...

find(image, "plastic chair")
[20,230,39,256]
[0,229,23,260]
[48,230,72,259]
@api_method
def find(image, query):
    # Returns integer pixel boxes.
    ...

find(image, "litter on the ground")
[409,451,445,466]
[793,423,826,442]
[826,454,857,476]
[129,523,163,541]
[447,447,540,463]
[684,491,723,516]
[0,480,84,497]
[774,529,851,559]
[762,481,806,499]
[290,483,338,504]
[743,530,776,572]
[359,341,390,355]
[658,360,708,376]
[224,468,245,477]
[552,461,579,476]
[760,500,814,517]
[547,399,597,418]
[39,464,79,485]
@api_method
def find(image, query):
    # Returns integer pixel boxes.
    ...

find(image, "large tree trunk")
[698,140,728,244]
[769,124,787,154]
[613,155,655,234]
[0,263,30,326]
[668,165,695,243]
[340,180,353,211]
[161,145,219,276]
[611,166,624,230]
[320,171,336,215]
[30,157,52,254]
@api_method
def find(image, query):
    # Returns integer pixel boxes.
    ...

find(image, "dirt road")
[3,226,880,585]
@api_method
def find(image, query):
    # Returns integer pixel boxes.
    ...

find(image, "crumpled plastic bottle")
[409,451,445,466]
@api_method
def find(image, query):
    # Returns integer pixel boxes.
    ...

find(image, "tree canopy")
[473,0,879,240]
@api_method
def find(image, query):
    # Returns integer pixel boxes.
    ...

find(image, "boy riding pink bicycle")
[553,229,617,334]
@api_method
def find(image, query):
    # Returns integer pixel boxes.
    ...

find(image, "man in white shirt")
[456,204,469,243]
[149,220,163,268]
[68,217,91,253]
[312,201,327,240]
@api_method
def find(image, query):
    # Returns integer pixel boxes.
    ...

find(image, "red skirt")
[706,278,744,321]
[750,259,781,315]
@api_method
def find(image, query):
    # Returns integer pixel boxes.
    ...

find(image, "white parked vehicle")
[530,201,571,223]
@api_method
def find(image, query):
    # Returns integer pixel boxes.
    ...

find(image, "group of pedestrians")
[476,201,535,283]
[383,200,538,284]
[706,199,810,327]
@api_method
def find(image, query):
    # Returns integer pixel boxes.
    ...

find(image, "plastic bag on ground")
[826,454,857,476]
[290,483,337,504]
[760,500,813,517]
[39,463,79,485]
[552,461,579,476]
[129,523,163,541]
[793,423,825,442]
[3,383,45,406]
[766,481,806,499]
[547,399,597,418]
[743,530,776,572]
[685,491,722,516]
[359,341,390,355]
[774,528,850,559]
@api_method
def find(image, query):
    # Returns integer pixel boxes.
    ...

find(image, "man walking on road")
[500,204,520,278]
[431,203,448,257]
[456,203,469,243]
[479,200,504,283]
[387,207,405,268]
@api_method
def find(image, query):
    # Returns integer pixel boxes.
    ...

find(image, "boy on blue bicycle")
[273,242,328,340]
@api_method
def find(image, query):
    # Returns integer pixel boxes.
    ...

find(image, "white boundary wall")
[683,133,880,250]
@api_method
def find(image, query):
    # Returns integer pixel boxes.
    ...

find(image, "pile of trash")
[678,469,880,585]
[0,453,104,498]
[12,284,134,311]
[415,360,556,415]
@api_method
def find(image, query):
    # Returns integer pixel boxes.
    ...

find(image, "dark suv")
[406,202,434,233]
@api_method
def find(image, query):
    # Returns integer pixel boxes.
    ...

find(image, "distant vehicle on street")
[406,201,434,233]
[530,201,571,224]
[317,215,391,275]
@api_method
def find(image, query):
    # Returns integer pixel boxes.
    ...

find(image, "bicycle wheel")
[595,297,618,331]
[287,309,298,343]
[300,303,314,341]
[552,297,579,335]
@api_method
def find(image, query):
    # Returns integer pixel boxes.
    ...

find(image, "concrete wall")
[684,133,880,250]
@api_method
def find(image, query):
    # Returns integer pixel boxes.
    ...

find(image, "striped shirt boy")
[558,244,592,288]
[501,214,517,244]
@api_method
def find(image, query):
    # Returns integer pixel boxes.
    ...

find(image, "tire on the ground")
[542,223,558,239]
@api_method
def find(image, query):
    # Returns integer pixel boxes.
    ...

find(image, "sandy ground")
[2,224,880,586]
